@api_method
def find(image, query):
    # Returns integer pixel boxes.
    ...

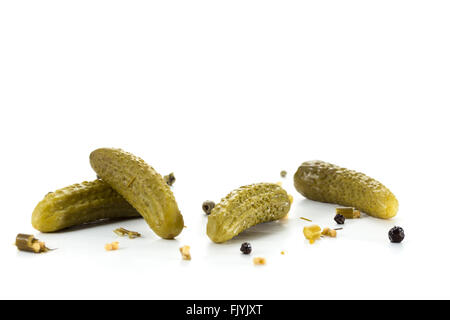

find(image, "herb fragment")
[336,207,361,219]
[15,234,50,253]
[114,227,141,239]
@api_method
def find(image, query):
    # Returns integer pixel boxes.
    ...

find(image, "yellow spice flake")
[105,241,119,251]
[253,257,266,265]
[322,228,337,238]
[180,245,191,260]
[303,225,322,244]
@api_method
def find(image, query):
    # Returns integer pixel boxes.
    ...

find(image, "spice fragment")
[180,245,191,260]
[280,170,287,178]
[253,257,266,265]
[114,227,141,239]
[105,241,119,251]
[300,217,312,222]
[164,172,176,187]
[389,226,405,243]
[336,207,361,219]
[334,214,345,224]
[322,228,337,238]
[240,242,252,254]
[303,225,322,244]
[15,234,49,253]
[202,200,215,215]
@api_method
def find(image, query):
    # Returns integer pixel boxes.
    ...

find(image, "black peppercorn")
[389,226,405,243]
[164,173,176,186]
[202,200,215,215]
[334,214,345,225]
[240,242,252,254]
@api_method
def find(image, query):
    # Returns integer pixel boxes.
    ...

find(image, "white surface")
[1,1,449,300]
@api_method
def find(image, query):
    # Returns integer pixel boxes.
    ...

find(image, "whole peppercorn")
[389,226,405,243]
[240,242,252,254]
[334,214,345,225]
[164,173,176,186]
[202,201,215,215]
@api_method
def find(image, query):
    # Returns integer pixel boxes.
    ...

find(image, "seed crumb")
[253,257,266,265]
[180,245,191,260]
[303,225,322,244]
[105,241,119,251]
[322,228,337,238]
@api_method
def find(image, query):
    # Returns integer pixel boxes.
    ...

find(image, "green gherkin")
[294,161,398,219]
[207,183,291,243]
[90,148,184,239]
[32,180,140,232]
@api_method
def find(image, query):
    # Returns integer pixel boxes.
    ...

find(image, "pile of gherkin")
[32,148,398,243]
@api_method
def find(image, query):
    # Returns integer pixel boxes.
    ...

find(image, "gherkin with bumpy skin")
[294,161,398,219]
[207,183,291,243]
[90,148,184,239]
[32,180,141,232]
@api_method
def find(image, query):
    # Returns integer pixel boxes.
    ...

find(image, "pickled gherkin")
[32,180,140,232]
[207,183,291,243]
[294,161,398,219]
[90,148,184,239]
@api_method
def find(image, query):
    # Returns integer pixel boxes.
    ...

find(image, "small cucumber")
[90,148,184,239]
[207,183,291,243]
[294,160,398,219]
[32,180,140,232]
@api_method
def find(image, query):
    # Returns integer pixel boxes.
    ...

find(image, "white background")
[1,1,449,300]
